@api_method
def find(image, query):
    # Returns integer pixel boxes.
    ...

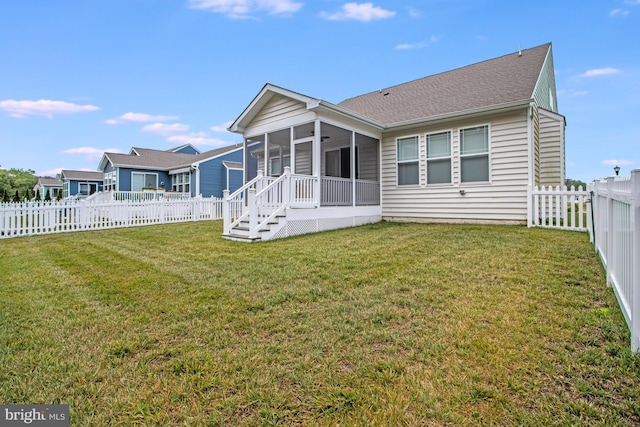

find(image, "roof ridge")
[340,43,551,104]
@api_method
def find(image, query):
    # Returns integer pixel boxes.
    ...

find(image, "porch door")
[293,140,313,175]
[325,147,358,179]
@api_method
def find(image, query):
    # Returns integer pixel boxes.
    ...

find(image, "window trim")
[396,135,421,186]
[425,130,453,186]
[459,124,491,184]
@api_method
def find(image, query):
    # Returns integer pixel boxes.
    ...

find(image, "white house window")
[103,171,117,191]
[397,136,419,185]
[426,131,451,184]
[132,172,158,191]
[460,125,489,183]
[172,172,190,193]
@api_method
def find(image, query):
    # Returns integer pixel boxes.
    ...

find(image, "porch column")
[314,119,321,207]
[264,133,269,177]
[289,126,295,175]
[351,131,356,207]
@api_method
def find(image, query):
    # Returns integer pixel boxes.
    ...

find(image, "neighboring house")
[33,176,63,199]
[60,170,104,198]
[224,43,565,241]
[97,143,244,198]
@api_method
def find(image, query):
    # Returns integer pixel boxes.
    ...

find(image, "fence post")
[222,190,230,234]
[606,177,615,288]
[631,169,640,353]
[248,188,257,239]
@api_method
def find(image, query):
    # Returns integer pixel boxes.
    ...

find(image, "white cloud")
[105,112,179,125]
[625,0,640,4]
[577,67,621,78]
[167,134,231,147]
[602,159,634,166]
[188,0,302,18]
[321,2,396,22]
[610,8,630,16]
[0,99,99,118]
[141,122,190,135]
[60,146,123,161]
[395,35,439,50]
[210,121,233,132]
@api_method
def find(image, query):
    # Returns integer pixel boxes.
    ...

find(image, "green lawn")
[1,221,638,426]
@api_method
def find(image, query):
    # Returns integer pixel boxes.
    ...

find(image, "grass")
[1,221,639,426]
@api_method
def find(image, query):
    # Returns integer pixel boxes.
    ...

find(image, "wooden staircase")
[221,212,287,242]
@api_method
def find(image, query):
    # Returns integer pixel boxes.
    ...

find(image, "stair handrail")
[223,171,270,234]
[252,167,291,234]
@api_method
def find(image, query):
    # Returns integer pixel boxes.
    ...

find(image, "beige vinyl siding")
[247,94,308,129]
[539,109,565,187]
[381,109,530,222]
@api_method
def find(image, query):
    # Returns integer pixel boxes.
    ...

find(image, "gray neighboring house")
[60,170,104,198]
[225,43,565,241]
[98,143,244,198]
[33,176,63,199]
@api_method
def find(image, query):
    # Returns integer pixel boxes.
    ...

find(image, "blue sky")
[0,0,638,183]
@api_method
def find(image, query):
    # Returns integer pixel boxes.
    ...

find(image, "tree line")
[0,167,61,203]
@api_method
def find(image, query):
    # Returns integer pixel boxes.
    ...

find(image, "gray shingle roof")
[338,43,551,125]
[37,177,62,186]
[104,144,242,170]
[61,170,104,181]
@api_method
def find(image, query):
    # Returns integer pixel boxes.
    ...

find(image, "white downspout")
[192,164,200,197]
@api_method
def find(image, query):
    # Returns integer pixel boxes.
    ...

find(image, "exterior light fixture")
[614,165,620,176]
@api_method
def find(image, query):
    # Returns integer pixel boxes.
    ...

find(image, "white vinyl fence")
[589,170,640,353]
[0,196,232,239]
[528,185,590,231]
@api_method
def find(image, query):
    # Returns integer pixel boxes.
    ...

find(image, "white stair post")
[248,188,257,239]
[222,189,230,234]
[283,166,291,208]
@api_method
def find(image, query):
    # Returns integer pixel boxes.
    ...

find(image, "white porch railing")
[589,171,640,353]
[321,177,352,206]
[528,185,590,231]
[320,177,380,206]
[0,197,224,238]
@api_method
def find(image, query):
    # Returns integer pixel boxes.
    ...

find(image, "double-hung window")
[460,125,490,183]
[426,131,452,184]
[103,171,117,191]
[397,136,419,185]
[172,172,190,193]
